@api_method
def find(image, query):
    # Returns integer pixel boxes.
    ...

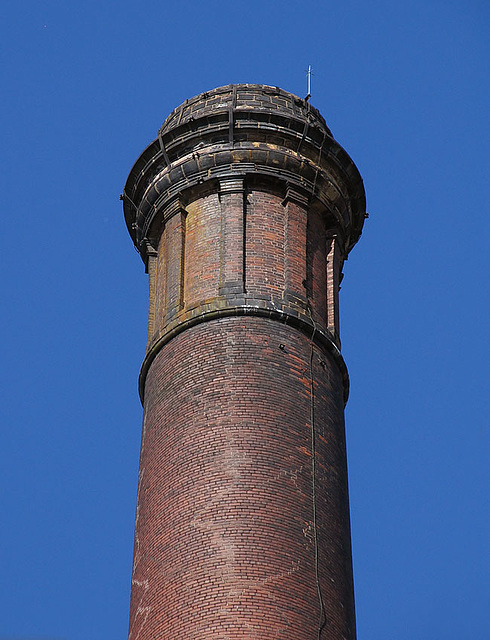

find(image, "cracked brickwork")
[123,84,366,640]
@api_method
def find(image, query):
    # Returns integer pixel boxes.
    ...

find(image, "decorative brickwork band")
[123,85,366,640]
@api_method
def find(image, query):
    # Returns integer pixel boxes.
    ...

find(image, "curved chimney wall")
[122,84,366,640]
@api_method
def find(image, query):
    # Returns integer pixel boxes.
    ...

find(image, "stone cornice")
[122,85,366,264]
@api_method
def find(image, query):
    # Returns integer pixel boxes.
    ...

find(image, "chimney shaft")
[123,84,366,640]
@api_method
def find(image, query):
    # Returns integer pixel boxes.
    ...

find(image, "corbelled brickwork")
[122,84,366,640]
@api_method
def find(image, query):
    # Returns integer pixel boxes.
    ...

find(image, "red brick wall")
[307,207,328,328]
[284,195,308,303]
[245,190,285,298]
[149,186,342,346]
[184,194,221,306]
[129,316,355,640]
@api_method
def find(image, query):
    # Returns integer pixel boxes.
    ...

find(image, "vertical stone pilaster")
[219,177,245,295]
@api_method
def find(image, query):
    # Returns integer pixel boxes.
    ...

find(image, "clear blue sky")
[1,1,488,638]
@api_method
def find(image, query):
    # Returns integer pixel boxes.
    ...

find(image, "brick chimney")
[122,84,366,640]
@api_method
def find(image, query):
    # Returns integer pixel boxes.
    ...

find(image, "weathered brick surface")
[129,317,355,640]
[245,190,285,298]
[123,85,365,640]
[149,186,338,350]
[284,191,308,304]
[158,209,185,321]
[184,193,221,304]
[306,207,328,329]
[160,85,330,138]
